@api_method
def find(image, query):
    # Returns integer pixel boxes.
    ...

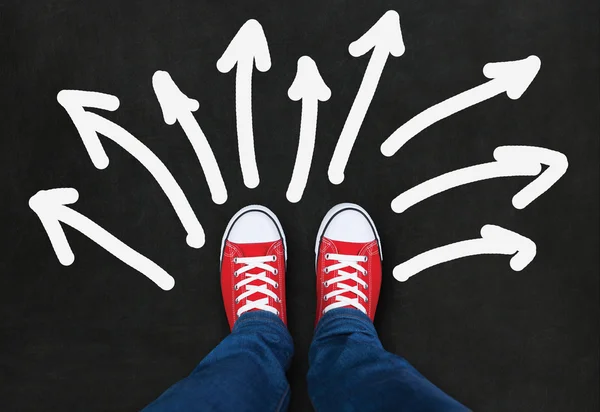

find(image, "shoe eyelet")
[364,297,369,303]
[325,253,330,260]
[324,268,329,274]
[234,285,239,291]
[275,310,280,316]
[234,271,239,277]
[276,297,280,303]
[323,295,328,301]
[363,271,368,276]
[235,298,239,304]
[323,281,328,287]
[274,282,279,289]
[272,255,277,262]
[274,269,279,275]
[363,256,368,262]
[233,257,238,263]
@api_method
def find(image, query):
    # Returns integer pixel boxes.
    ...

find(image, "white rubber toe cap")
[221,205,288,263]
[228,210,281,244]
[322,207,376,243]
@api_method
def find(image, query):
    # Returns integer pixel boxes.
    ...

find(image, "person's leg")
[143,205,293,412]
[308,308,467,411]
[307,203,468,412]
[143,311,293,412]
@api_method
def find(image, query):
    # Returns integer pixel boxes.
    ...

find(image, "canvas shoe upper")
[314,203,382,326]
[220,205,287,330]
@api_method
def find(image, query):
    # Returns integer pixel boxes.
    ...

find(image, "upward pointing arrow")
[286,56,331,203]
[29,188,175,290]
[217,19,271,189]
[380,55,542,157]
[57,90,205,248]
[152,71,228,205]
[328,10,405,185]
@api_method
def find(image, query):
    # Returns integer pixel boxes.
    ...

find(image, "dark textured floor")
[1,1,598,410]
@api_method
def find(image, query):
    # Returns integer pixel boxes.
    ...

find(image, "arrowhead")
[494,145,568,209]
[483,55,541,100]
[288,56,331,102]
[29,188,79,215]
[57,90,120,169]
[493,145,543,175]
[348,10,405,58]
[217,19,271,73]
[57,89,120,113]
[29,188,80,266]
[152,71,200,125]
[480,225,537,271]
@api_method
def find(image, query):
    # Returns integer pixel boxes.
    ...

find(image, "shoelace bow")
[322,253,368,315]
[234,255,280,317]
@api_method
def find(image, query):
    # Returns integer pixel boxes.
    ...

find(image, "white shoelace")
[322,253,368,315]
[234,255,280,317]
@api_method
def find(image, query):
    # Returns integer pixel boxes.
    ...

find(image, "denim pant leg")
[307,308,469,412]
[142,311,294,412]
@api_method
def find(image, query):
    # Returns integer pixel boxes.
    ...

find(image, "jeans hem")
[315,308,376,336]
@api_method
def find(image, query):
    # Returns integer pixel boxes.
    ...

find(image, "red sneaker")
[314,203,383,326]
[220,205,287,330]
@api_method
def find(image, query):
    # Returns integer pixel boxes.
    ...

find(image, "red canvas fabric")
[221,239,287,330]
[315,237,382,327]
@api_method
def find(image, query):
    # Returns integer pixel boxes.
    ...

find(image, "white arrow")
[57,90,205,249]
[381,55,542,156]
[393,225,536,282]
[152,71,228,205]
[286,56,331,203]
[392,145,568,213]
[328,10,405,185]
[217,19,271,189]
[29,188,175,290]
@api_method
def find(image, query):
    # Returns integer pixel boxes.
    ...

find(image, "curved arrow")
[29,188,175,290]
[152,70,228,205]
[217,19,271,189]
[393,225,536,282]
[286,56,331,203]
[57,90,205,248]
[392,146,568,213]
[381,55,542,157]
[328,10,405,185]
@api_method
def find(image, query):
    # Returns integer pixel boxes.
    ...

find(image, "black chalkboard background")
[1,1,598,411]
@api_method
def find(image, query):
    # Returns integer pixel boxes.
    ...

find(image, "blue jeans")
[142,308,469,411]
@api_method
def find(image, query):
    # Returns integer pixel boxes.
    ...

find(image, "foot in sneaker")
[314,203,383,326]
[220,205,287,330]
